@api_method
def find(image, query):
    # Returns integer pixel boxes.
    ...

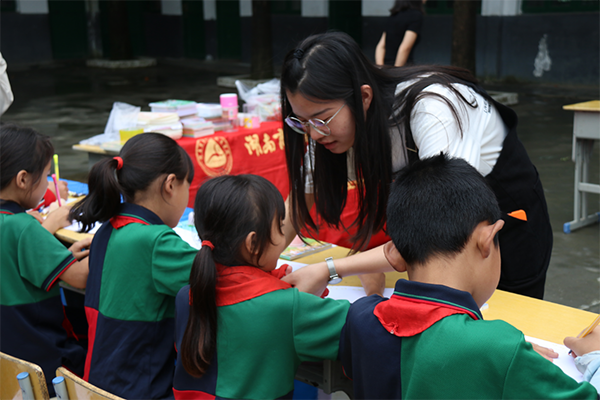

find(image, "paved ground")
[3,59,599,313]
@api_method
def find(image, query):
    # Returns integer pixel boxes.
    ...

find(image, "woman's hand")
[565,325,600,358]
[282,262,330,296]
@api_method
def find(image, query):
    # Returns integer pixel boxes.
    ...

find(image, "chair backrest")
[55,367,125,400]
[0,352,50,400]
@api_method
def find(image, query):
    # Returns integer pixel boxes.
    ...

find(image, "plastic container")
[220,93,239,129]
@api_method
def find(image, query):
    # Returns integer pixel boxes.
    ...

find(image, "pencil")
[52,174,62,207]
[578,314,600,338]
[53,154,60,181]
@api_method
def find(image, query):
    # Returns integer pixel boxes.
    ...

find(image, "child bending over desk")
[173,175,350,399]
[336,154,599,398]
[0,124,90,396]
[70,133,198,399]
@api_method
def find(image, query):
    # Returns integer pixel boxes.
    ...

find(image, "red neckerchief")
[109,215,150,229]
[215,264,292,306]
[374,293,481,337]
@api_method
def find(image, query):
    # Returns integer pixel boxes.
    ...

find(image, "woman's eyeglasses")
[284,104,346,137]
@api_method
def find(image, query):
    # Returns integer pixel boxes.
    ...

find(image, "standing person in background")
[375,0,426,67]
[0,52,14,117]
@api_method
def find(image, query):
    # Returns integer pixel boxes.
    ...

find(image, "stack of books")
[279,238,333,261]
[181,117,215,138]
[149,100,198,117]
[196,103,222,119]
[137,112,183,140]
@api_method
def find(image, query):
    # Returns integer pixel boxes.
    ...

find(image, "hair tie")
[201,240,215,250]
[293,49,304,59]
[113,156,123,170]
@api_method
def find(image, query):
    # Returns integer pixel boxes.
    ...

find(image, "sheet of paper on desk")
[174,227,202,249]
[525,335,583,382]
[327,286,394,303]
[277,259,310,272]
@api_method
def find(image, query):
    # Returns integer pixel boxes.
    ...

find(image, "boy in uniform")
[339,154,600,399]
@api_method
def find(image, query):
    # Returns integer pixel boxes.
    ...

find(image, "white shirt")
[401,82,506,176]
[304,82,507,192]
[0,52,14,116]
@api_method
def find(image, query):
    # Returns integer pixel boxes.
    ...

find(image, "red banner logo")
[195,136,233,176]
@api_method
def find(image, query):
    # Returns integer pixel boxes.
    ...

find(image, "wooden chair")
[55,367,124,400]
[0,352,50,400]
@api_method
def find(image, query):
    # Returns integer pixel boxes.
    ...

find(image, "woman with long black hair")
[280,32,552,300]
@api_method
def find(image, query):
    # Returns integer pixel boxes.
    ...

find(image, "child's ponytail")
[180,243,217,377]
[70,133,194,232]
[72,157,123,232]
[180,174,285,377]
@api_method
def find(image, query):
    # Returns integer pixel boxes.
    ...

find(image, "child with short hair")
[70,132,198,399]
[173,174,350,399]
[0,124,90,396]
[339,154,600,399]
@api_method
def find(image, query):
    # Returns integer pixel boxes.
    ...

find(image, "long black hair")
[390,0,424,15]
[280,31,493,251]
[70,133,194,231]
[0,124,54,193]
[180,174,285,378]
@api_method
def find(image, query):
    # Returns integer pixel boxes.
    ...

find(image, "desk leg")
[564,139,600,233]
[296,361,354,399]
[87,152,112,170]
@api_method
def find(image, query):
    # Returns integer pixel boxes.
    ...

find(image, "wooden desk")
[293,248,598,397]
[72,143,118,170]
[563,100,600,233]
[55,228,92,244]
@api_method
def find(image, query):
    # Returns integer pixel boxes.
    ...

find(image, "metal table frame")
[563,100,600,233]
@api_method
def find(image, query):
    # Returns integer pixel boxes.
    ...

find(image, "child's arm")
[565,325,600,392]
[60,258,89,289]
[41,204,72,234]
[59,238,92,289]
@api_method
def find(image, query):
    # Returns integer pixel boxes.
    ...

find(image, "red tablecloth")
[177,121,288,208]
[178,121,389,250]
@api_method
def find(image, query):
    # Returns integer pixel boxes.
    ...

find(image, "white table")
[563,100,600,233]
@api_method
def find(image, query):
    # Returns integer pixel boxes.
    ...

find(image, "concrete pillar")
[16,0,48,14]
[481,0,522,16]
[241,0,252,17]
[161,0,182,16]
[302,0,328,17]
[204,0,216,20]
[362,0,394,17]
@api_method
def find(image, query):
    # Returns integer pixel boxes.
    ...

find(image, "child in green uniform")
[173,174,350,399]
[70,132,198,399]
[0,124,90,396]
[338,154,600,398]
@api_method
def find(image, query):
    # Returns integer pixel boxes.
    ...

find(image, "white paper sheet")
[525,335,583,382]
[173,226,202,249]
